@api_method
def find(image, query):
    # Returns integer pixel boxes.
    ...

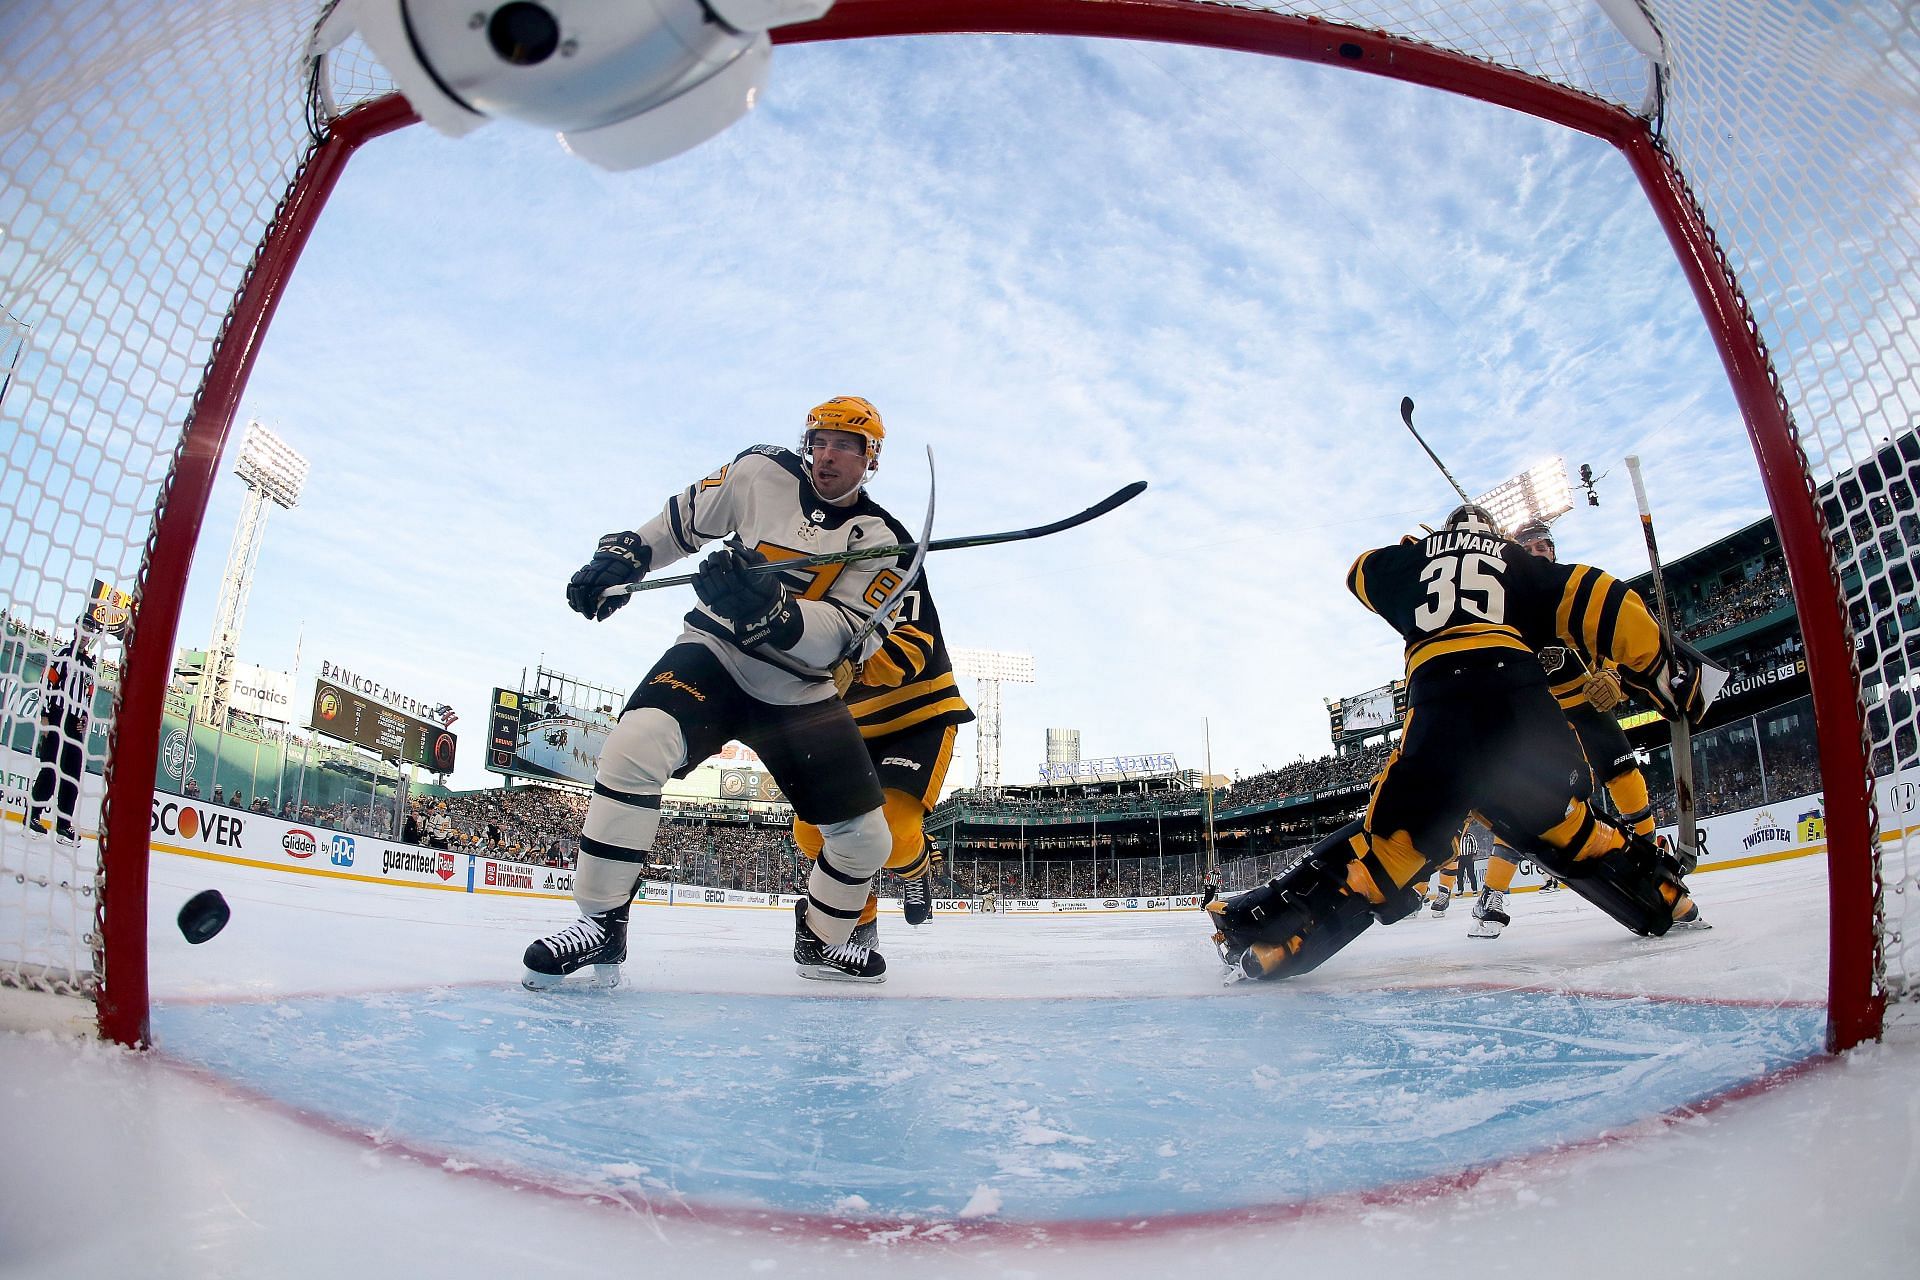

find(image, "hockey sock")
[1485,852,1519,893]
[806,807,890,945]
[1607,770,1656,837]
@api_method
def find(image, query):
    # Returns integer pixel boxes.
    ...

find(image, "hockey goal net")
[1,0,1913,1049]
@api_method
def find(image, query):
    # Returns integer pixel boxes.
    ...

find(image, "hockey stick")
[838,445,935,665]
[1626,455,1731,875]
[1399,396,1473,504]
[604,479,1147,598]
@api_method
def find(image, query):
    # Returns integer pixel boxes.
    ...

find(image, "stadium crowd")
[1215,741,1393,809]
[1679,561,1792,640]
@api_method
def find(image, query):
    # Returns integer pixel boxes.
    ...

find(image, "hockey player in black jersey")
[1208,503,1717,982]
[525,396,913,989]
[1468,518,1708,938]
[793,574,972,944]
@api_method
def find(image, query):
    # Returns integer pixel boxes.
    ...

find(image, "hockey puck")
[177,889,231,945]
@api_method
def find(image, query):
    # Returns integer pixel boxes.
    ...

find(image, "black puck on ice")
[177,889,231,945]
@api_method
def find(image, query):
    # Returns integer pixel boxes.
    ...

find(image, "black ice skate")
[901,874,933,927]
[794,898,886,983]
[523,901,629,990]
[1468,887,1509,939]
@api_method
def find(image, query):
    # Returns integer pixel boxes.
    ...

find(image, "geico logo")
[703,889,725,903]
[381,847,443,876]
[282,829,318,859]
[149,801,244,847]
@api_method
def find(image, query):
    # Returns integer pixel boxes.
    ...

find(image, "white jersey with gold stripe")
[630,445,915,705]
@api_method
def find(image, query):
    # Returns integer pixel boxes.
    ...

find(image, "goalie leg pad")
[1492,812,1684,937]
[1207,823,1378,982]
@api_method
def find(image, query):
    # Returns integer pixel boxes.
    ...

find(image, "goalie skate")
[523,902,629,990]
[1670,903,1713,931]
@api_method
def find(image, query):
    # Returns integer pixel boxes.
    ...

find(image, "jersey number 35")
[1414,552,1507,630]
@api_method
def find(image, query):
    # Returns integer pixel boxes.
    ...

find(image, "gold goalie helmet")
[801,395,884,476]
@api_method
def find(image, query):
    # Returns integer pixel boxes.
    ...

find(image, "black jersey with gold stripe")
[1346,529,1535,681]
[1349,532,1673,694]
[842,576,975,740]
[1535,645,1597,711]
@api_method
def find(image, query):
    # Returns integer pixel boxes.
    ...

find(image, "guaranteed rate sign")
[311,677,457,773]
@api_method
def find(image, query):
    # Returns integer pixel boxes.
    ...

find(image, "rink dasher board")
[21,769,1913,906]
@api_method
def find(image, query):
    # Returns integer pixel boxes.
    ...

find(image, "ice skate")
[901,873,932,926]
[1468,887,1509,939]
[1428,885,1452,917]
[794,898,886,983]
[1670,901,1713,931]
[523,901,629,990]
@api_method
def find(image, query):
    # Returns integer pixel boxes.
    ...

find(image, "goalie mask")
[801,395,884,482]
[1444,502,1499,536]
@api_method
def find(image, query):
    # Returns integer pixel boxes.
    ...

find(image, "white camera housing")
[315,1,834,170]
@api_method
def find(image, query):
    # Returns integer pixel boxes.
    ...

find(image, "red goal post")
[1,0,1908,1050]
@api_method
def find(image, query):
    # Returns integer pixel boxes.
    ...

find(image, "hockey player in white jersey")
[524,396,914,988]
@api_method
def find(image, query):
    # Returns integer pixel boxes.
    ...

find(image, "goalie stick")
[1627,455,1730,874]
[602,479,1147,599]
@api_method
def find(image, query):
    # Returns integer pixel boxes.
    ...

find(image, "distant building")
[1046,728,1081,768]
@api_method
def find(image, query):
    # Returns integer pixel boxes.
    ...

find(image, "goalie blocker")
[1208,814,1694,982]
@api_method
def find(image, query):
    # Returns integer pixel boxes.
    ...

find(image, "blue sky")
[175,32,1764,793]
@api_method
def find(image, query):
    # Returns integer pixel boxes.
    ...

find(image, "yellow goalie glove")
[1582,666,1625,712]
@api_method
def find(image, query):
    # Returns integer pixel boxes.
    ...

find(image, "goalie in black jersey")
[793,573,972,946]
[525,396,915,988]
[1208,503,1719,982]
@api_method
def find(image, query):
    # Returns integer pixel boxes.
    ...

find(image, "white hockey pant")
[806,807,891,945]
[572,707,682,915]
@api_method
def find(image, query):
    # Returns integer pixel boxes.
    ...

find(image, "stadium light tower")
[1475,456,1573,535]
[198,421,308,726]
[950,648,1035,789]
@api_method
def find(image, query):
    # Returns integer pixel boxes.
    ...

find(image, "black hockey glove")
[693,546,803,651]
[566,531,650,621]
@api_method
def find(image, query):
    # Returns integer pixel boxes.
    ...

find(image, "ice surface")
[2,850,1917,1278]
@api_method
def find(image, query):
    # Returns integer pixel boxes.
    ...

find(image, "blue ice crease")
[152,988,1823,1223]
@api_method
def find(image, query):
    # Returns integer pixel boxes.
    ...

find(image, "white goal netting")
[1,0,1915,1043]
